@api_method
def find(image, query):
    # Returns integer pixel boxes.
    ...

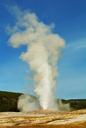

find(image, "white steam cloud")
[9,11,65,111]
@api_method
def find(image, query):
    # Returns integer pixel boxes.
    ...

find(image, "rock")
[0,109,86,128]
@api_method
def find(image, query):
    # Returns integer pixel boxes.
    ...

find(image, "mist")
[9,11,65,111]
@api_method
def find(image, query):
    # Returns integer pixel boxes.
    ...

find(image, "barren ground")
[0,109,86,128]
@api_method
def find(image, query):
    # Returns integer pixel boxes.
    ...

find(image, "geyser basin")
[0,109,86,128]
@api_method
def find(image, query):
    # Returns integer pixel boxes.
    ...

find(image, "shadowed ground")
[0,91,86,112]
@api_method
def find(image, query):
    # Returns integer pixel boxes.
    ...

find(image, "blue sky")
[0,0,86,99]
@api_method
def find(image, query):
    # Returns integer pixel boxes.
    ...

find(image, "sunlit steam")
[9,11,65,111]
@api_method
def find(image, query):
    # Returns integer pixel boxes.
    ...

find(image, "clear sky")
[0,0,86,99]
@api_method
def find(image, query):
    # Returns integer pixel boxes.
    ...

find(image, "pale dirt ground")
[0,109,86,128]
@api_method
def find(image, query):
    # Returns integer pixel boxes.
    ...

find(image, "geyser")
[8,11,65,111]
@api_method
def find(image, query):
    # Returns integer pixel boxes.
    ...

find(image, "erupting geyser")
[8,11,65,111]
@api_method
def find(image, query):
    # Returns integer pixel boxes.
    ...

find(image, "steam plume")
[9,11,65,110]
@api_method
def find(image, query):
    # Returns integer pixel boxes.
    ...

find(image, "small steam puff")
[18,94,41,112]
[9,12,65,111]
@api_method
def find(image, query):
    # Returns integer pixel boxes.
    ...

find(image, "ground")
[0,109,86,128]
